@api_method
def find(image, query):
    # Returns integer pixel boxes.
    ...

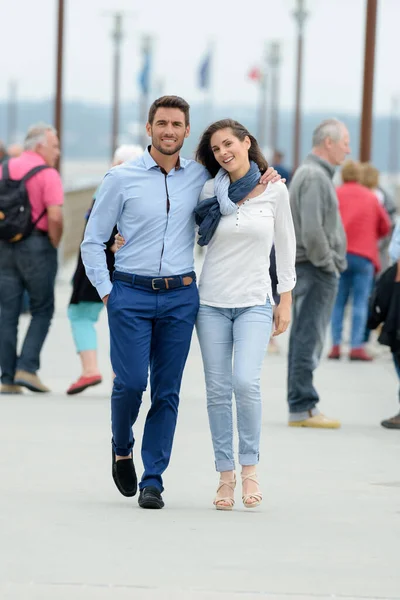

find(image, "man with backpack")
[0,123,64,394]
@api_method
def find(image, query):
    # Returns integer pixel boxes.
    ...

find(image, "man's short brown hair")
[147,96,190,127]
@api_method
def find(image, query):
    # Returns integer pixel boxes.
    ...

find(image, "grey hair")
[112,144,144,165]
[312,119,345,147]
[24,123,57,150]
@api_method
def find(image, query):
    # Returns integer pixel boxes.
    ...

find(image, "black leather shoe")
[138,486,164,509]
[112,448,137,497]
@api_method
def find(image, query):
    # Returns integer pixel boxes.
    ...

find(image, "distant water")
[62,159,109,190]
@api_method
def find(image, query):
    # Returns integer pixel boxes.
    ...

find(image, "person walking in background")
[359,163,397,348]
[287,119,349,429]
[367,221,400,429]
[1,142,35,316]
[360,163,397,273]
[328,160,390,361]
[0,141,8,163]
[271,150,292,186]
[6,143,31,314]
[0,123,63,395]
[67,144,144,395]
[266,150,291,355]
[194,120,296,510]
[5,142,31,315]
[81,96,282,510]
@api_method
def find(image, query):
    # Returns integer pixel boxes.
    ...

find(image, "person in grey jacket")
[287,118,350,428]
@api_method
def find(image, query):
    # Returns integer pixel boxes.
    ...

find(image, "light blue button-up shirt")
[81,148,210,299]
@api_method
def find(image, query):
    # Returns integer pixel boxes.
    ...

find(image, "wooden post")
[359,0,378,162]
[54,0,65,172]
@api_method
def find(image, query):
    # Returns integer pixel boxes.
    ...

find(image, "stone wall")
[62,186,97,263]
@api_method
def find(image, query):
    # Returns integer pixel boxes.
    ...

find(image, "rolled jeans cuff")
[215,458,235,473]
[239,453,259,466]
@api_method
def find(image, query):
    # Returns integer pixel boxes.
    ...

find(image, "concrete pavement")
[0,258,399,600]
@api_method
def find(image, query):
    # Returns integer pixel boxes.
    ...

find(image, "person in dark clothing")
[368,222,400,430]
[272,150,292,186]
[367,263,400,429]
[66,209,117,394]
[360,163,397,345]
[66,145,143,395]
[269,152,291,353]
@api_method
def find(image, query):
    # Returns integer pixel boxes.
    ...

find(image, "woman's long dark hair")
[195,119,269,178]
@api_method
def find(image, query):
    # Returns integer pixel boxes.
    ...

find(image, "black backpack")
[0,160,50,243]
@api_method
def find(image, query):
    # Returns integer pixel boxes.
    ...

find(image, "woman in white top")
[194,119,296,510]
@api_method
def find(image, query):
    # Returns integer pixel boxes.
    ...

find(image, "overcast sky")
[1,0,399,115]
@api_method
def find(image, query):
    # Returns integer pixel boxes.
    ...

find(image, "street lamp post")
[388,95,400,181]
[138,35,152,150]
[111,13,123,161]
[292,0,308,172]
[54,0,65,171]
[258,62,268,151]
[268,41,282,154]
[359,0,378,163]
[254,44,269,152]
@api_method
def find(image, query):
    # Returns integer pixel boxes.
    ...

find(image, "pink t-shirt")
[0,151,63,232]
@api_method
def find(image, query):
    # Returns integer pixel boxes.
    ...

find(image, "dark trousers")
[0,233,58,384]
[107,275,199,492]
[393,353,400,404]
[287,262,338,414]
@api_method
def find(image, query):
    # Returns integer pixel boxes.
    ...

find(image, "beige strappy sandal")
[241,472,262,508]
[213,476,236,511]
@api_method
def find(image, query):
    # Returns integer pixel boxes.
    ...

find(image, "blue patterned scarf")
[194,161,261,246]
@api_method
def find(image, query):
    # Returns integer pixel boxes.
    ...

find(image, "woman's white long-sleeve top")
[198,180,297,308]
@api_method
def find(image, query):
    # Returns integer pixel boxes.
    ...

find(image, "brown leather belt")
[113,271,196,291]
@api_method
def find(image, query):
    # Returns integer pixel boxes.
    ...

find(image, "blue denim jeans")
[0,233,58,384]
[331,253,375,348]
[107,274,199,492]
[287,262,338,417]
[196,301,273,472]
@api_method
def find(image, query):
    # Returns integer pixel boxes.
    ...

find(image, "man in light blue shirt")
[81,95,279,509]
[82,139,209,300]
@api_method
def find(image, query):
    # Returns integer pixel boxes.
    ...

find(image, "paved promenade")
[1,258,399,600]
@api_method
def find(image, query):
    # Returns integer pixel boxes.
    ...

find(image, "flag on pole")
[198,51,211,90]
[138,41,151,95]
[248,66,262,82]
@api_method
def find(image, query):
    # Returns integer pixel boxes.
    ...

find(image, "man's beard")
[152,138,184,156]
